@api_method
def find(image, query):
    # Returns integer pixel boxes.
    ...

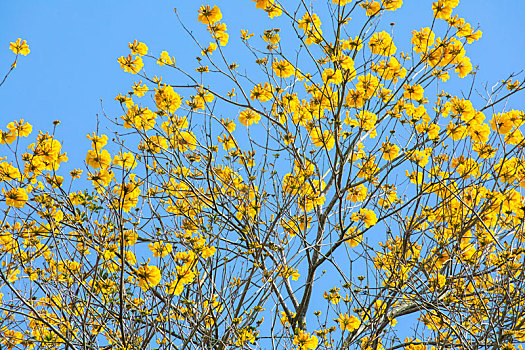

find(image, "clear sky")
[2,1,525,345]
[2,0,525,170]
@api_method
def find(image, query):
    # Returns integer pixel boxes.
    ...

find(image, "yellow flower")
[265,3,282,18]
[115,93,134,107]
[382,0,403,11]
[5,188,28,208]
[415,123,440,140]
[403,339,427,350]
[7,269,20,283]
[24,267,38,281]
[279,311,296,325]
[157,51,174,66]
[353,110,377,130]
[241,29,254,40]
[0,162,21,182]
[253,0,271,10]
[218,134,236,151]
[6,119,32,137]
[165,280,184,295]
[346,184,367,203]
[172,131,197,152]
[148,241,173,258]
[201,42,218,56]
[121,251,136,265]
[113,152,137,169]
[155,85,181,113]
[360,1,381,16]
[432,0,453,19]
[381,142,400,161]
[351,208,378,228]
[333,0,352,5]
[298,12,322,32]
[46,175,64,188]
[336,313,361,331]
[504,128,523,146]
[9,38,30,55]
[403,84,424,101]
[344,227,362,247]
[141,135,168,153]
[322,68,343,85]
[468,123,490,143]
[86,149,112,170]
[411,27,435,53]
[86,133,108,149]
[455,56,472,78]
[136,265,162,291]
[344,36,364,51]
[236,327,258,346]
[251,82,273,102]
[446,122,467,141]
[132,81,149,97]
[129,40,148,56]
[310,128,334,150]
[278,265,300,280]
[1,129,17,145]
[88,169,114,188]
[239,109,261,126]
[369,31,396,56]
[208,22,229,46]
[406,170,423,184]
[272,59,295,78]
[221,118,236,132]
[176,265,196,285]
[345,89,365,108]
[490,111,522,135]
[198,5,222,25]
[201,246,216,259]
[117,54,143,74]
[373,57,407,83]
[293,330,318,350]
[195,65,209,73]
[356,74,380,99]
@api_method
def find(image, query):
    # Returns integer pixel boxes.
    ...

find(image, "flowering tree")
[2,0,525,349]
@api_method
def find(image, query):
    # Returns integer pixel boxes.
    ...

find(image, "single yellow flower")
[136,265,162,291]
[197,5,222,25]
[5,188,28,208]
[239,109,261,126]
[9,38,30,55]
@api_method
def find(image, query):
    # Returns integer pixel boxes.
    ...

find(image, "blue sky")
[2,0,525,345]
[1,1,524,168]
[3,0,525,289]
